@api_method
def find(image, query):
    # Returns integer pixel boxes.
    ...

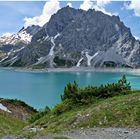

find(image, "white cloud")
[134,36,140,40]
[92,5,112,16]
[24,0,60,28]
[125,0,140,16]
[67,2,72,8]
[96,0,111,7]
[80,0,112,16]
[93,0,112,16]
[80,0,93,11]
[1,32,14,37]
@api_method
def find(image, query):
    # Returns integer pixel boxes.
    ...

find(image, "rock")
[0,7,140,68]
[86,114,90,117]
[124,131,129,134]
[28,127,44,132]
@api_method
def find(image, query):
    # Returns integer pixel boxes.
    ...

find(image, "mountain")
[0,25,41,66]
[0,6,140,68]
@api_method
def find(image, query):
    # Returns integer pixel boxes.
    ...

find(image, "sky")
[0,0,140,39]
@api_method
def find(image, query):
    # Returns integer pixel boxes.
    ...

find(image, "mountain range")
[0,6,140,68]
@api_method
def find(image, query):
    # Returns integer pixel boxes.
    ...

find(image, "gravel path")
[44,128,140,139]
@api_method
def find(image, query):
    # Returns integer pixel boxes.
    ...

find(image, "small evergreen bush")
[53,99,73,115]
[29,106,50,123]
[61,75,131,105]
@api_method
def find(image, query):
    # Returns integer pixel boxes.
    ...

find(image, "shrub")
[61,81,79,101]
[29,106,50,123]
[61,75,131,105]
[53,99,73,115]
[134,105,140,124]
[30,75,132,117]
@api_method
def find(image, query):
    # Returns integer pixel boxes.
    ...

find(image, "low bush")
[61,75,131,104]
[31,75,132,116]
[52,99,73,115]
[29,106,50,123]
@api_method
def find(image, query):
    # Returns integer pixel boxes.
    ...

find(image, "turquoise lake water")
[0,68,140,110]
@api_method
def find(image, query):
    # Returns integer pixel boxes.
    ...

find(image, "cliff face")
[0,6,140,68]
[0,25,41,66]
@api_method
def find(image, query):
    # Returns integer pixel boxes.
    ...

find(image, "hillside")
[0,99,37,138]
[15,90,140,139]
[13,76,140,138]
[0,111,26,138]
[0,6,140,68]
[1,77,140,138]
[1,91,140,139]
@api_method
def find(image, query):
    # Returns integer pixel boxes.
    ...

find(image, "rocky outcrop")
[0,6,140,68]
[0,98,37,121]
[0,25,41,66]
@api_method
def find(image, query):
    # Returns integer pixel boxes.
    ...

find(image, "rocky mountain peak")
[0,7,140,68]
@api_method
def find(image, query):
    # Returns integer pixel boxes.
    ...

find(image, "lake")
[0,68,140,110]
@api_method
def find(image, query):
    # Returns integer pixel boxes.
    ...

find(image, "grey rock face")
[0,25,41,66]
[0,6,140,68]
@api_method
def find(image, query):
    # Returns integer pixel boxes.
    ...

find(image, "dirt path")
[42,128,140,139]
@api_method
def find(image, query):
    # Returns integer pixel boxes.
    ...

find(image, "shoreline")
[1,66,140,75]
[0,66,137,72]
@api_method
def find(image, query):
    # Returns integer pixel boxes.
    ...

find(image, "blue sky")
[0,1,140,39]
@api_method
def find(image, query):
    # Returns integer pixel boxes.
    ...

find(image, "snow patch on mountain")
[0,47,25,63]
[13,47,25,53]
[0,51,12,63]
[54,33,60,39]
[0,56,9,63]
[76,57,83,67]
[17,30,32,43]
[0,29,32,45]
[86,52,99,66]
[0,103,11,113]
[115,24,119,32]
[44,35,49,41]
[49,33,60,56]
[34,56,48,65]
[49,38,55,56]
[34,34,60,66]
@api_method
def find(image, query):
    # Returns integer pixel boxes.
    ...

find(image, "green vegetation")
[53,75,131,115]
[12,58,26,67]
[62,75,131,101]
[0,98,37,138]
[5,99,37,113]
[103,61,117,67]
[29,106,50,123]
[0,111,26,138]
[2,75,140,138]
[21,90,140,138]
[17,75,140,138]
[54,56,76,67]
[32,64,47,69]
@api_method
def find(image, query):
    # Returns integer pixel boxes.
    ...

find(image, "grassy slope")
[0,111,26,138]
[20,90,140,138]
[0,99,37,138]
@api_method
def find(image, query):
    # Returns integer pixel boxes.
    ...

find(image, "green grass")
[17,90,140,138]
[77,91,140,128]
[0,75,136,138]
[0,111,26,138]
